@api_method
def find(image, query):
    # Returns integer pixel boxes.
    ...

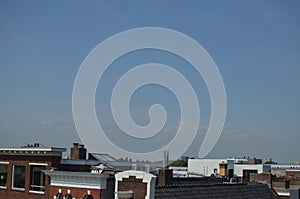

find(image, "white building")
[188,159,226,176]
[234,164,271,177]
[270,164,300,178]
[169,166,188,178]
[188,158,271,179]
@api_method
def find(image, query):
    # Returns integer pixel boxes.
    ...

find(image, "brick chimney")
[115,170,156,199]
[70,143,86,160]
[157,168,173,186]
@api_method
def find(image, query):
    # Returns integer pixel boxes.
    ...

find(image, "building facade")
[0,144,66,199]
[115,170,156,199]
[188,158,271,181]
[44,170,113,199]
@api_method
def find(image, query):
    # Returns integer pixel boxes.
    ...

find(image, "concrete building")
[188,158,271,181]
[234,164,271,181]
[188,159,226,176]
[168,167,188,178]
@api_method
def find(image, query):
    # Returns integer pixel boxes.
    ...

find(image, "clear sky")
[0,1,299,163]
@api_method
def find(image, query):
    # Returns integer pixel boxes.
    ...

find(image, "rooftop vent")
[22,143,42,148]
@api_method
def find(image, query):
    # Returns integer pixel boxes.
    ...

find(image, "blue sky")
[0,1,299,163]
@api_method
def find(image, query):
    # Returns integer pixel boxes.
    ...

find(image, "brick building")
[0,143,285,199]
[0,143,66,199]
[44,170,115,199]
[113,169,278,199]
[0,143,118,199]
[115,170,156,199]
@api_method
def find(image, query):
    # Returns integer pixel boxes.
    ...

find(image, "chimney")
[70,143,87,160]
[157,150,173,186]
[157,168,173,186]
[219,161,228,177]
[73,143,79,148]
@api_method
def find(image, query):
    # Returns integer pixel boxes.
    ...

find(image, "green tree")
[169,160,187,167]
[264,161,278,164]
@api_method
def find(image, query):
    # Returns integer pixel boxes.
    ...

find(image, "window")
[65,193,73,199]
[12,164,26,190]
[55,193,63,199]
[29,165,46,192]
[83,195,94,199]
[242,169,258,182]
[0,163,8,188]
[213,168,217,174]
[84,190,94,199]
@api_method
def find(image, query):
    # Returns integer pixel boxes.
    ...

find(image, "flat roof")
[0,147,66,156]
[0,147,66,152]
[43,170,109,178]
[60,159,100,165]
[89,153,117,162]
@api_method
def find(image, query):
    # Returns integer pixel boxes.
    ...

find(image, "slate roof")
[60,159,100,166]
[88,153,117,163]
[155,183,278,199]
[172,177,226,185]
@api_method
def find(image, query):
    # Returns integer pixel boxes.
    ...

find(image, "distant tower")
[163,150,169,168]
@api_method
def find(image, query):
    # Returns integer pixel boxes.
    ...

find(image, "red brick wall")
[272,180,290,189]
[50,185,101,199]
[277,196,290,199]
[0,155,61,168]
[118,176,147,199]
[0,155,61,199]
[290,180,300,186]
[286,170,300,180]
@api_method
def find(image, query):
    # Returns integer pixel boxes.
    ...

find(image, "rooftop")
[0,145,66,156]
[155,183,278,199]
[60,159,100,166]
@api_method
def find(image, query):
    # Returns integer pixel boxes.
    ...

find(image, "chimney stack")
[70,143,86,160]
[157,168,173,186]
[219,161,228,177]
[157,150,172,186]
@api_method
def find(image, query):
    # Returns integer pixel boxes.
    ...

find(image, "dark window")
[0,164,8,187]
[56,193,63,199]
[242,169,258,182]
[228,169,234,179]
[65,194,73,199]
[30,165,46,192]
[12,164,26,189]
[83,195,94,199]
[213,168,217,174]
